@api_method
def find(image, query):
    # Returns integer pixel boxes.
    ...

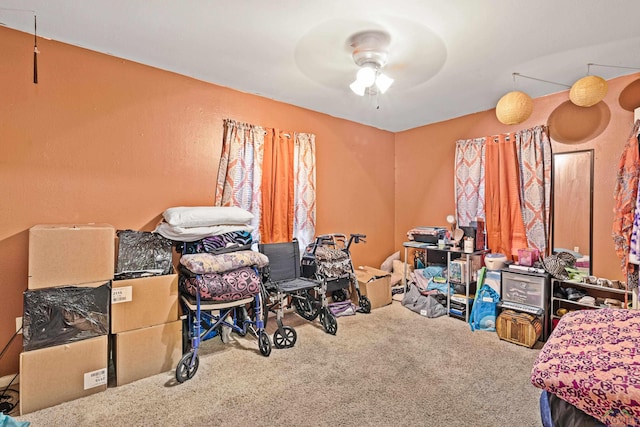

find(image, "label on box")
[84,368,107,389]
[112,286,133,304]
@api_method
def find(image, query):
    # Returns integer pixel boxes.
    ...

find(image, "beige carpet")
[16,301,542,426]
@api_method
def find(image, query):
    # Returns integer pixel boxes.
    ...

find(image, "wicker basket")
[496,310,542,348]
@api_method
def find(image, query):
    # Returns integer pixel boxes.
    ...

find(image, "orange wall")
[2,24,638,376]
[395,73,640,283]
[0,27,395,375]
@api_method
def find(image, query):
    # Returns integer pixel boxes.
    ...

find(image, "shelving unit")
[551,279,634,324]
[402,241,486,322]
[500,269,550,341]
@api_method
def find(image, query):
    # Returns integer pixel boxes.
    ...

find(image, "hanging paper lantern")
[570,75,608,107]
[496,91,533,125]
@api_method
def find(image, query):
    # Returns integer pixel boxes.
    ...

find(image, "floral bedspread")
[531,309,640,426]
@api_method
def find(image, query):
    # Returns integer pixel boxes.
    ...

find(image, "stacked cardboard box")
[110,234,182,386]
[20,224,115,415]
[352,266,392,310]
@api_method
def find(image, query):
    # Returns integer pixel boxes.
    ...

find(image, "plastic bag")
[328,300,357,317]
[469,284,500,331]
[23,282,110,351]
[0,413,30,427]
[116,229,173,277]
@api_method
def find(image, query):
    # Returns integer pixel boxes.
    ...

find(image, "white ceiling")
[1,0,640,132]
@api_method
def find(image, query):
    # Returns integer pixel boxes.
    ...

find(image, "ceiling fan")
[347,30,394,96]
[293,17,446,96]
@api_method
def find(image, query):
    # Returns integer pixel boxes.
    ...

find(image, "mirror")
[552,149,593,275]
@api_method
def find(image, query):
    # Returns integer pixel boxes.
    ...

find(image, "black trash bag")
[116,229,173,277]
[23,282,110,351]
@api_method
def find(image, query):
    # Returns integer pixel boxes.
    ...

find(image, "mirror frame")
[551,149,594,275]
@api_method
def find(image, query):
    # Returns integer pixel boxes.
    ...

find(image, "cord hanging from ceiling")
[33,14,38,84]
[0,7,38,84]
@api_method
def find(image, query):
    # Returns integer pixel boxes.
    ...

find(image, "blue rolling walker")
[175,285,271,383]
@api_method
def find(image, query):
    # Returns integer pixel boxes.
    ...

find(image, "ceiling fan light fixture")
[349,80,367,96]
[348,30,394,97]
[356,65,377,87]
[375,72,394,94]
[350,67,394,96]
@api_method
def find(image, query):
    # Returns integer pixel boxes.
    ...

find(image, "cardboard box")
[20,335,108,415]
[353,266,392,309]
[112,320,183,386]
[110,273,179,333]
[28,224,115,289]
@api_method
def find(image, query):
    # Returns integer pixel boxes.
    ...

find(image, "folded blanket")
[180,267,260,301]
[180,250,269,274]
[178,230,253,254]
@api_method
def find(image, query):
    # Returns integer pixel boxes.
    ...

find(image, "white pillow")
[380,251,400,272]
[163,206,253,228]
[154,222,253,242]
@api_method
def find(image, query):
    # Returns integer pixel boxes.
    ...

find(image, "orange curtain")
[260,128,294,243]
[485,134,528,260]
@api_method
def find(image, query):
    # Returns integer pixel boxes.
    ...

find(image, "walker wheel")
[322,311,338,335]
[332,289,347,302]
[175,350,199,383]
[273,326,297,349]
[258,331,272,357]
[359,296,372,314]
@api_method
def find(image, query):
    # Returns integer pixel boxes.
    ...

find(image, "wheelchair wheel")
[258,331,272,357]
[359,295,372,313]
[273,326,297,349]
[321,311,338,335]
[331,289,347,302]
[175,350,199,383]
[293,290,320,321]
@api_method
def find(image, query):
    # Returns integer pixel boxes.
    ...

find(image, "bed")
[531,308,640,426]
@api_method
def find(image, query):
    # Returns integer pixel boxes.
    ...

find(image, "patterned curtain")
[215,119,316,248]
[454,125,552,258]
[613,120,640,274]
[293,132,316,253]
[514,125,552,255]
[455,138,486,226]
[214,119,265,243]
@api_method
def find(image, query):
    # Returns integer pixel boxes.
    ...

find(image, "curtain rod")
[263,131,291,138]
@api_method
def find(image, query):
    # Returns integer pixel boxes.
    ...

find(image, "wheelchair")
[258,239,338,348]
